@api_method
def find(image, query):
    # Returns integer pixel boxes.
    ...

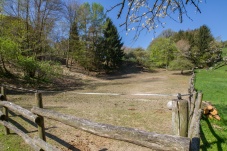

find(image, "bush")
[17,56,61,82]
[169,57,194,74]
[17,56,38,78]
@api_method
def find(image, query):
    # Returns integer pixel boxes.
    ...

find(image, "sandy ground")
[5,68,191,151]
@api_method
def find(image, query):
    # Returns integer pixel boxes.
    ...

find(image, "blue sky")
[81,0,227,49]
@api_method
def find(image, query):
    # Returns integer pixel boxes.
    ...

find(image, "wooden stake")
[35,92,46,141]
[1,86,10,134]
[172,99,189,137]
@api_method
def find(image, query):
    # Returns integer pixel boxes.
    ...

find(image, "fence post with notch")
[35,92,46,141]
[172,93,189,137]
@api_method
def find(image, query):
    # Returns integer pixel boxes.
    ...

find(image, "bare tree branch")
[108,0,203,39]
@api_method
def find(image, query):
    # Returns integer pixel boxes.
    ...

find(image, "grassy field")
[0,125,32,151]
[195,65,227,150]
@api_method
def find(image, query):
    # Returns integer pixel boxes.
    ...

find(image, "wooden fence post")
[1,86,10,134]
[172,98,189,137]
[35,92,46,141]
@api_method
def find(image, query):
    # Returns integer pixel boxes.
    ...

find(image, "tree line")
[125,25,225,74]
[0,0,124,83]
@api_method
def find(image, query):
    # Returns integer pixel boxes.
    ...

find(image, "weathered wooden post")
[189,92,197,126]
[172,94,189,137]
[1,86,10,134]
[35,92,46,141]
[188,92,203,151]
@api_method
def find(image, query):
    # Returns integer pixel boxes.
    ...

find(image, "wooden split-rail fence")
[0,71,202,151]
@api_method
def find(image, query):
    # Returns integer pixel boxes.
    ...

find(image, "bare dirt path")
[7,69,191,151]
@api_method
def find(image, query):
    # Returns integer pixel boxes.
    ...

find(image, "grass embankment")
[195,65,227,150]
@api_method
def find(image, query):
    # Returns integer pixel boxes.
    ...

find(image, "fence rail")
[0,70,202,151]
[31,106,190,151]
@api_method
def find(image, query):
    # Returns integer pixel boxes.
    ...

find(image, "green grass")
[195,65,227,150]
[0,125,32,151]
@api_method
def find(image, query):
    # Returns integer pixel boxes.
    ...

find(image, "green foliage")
[0,37,19,75]
[148,38,177,68]
[124,47,153,70]
[222,47,227,59]
[17,56,61,82]
[173,25,222,67]
[17,56,38,78]
[73,2,106,70]
[195,67,227,150]
[0,37,18,59]
[101,18,124,70]
[169,57,194,73]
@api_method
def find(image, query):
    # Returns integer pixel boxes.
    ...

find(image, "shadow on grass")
[9,110,37,128]
[7,110,82,150]
[200,117,225,151]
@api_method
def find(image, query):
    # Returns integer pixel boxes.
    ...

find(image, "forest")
[0,0,226,84]
[0,0,124,82]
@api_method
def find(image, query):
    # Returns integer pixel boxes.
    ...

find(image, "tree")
[75,2,106,70]
[157,29,176,39]
[0,37,18,75]
[175,39,191,58]
[109,0,202,38]
[172,25,222,67]
[192,25,221,67]
[169,57,194,74]
[3,0,63,56]
[68,19,80,68]
[148,37,177,68]
[62,0,80,68]
[196,25,214,52]
[102,18,124,69]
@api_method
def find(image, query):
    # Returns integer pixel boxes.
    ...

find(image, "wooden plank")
[35,93,46,141]
[0,101,40,124]
[0,120,41,151]
[172,99,188,137]
[33,136,61,151]
[31,107,190,151]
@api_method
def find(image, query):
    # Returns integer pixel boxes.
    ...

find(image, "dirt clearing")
[6,69,191,151]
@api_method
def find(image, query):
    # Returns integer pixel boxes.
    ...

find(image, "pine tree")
[102,18,124,69]
[68,20,80,67]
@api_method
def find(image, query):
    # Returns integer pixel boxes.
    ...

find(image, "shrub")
[169,57,194,74]
[17,56,61,82]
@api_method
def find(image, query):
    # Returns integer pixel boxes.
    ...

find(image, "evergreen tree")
[197,25,214,53]
[102,18,124,69]
[68,20,80,67]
